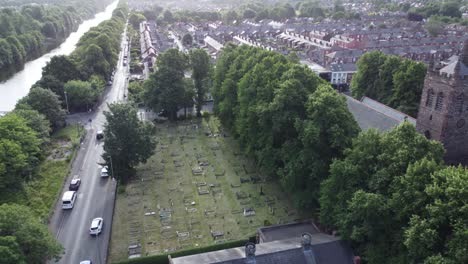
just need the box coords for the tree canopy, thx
[144,49,189,120]
[212,45,359,208]
[350,51,426,117]
[0,204,63,263]
[319,122,446,263]
[16,87,66,130]
[189,48,212,117]
[102,103,156,183]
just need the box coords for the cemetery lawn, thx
[109,117,306,261]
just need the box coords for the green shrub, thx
[117,185,126,194]
[201,111,210,118]
[113,239,249,264]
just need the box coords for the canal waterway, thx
[0,0,118,112]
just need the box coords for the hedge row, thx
[113,239,250,264]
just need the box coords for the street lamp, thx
[64,91,70,113]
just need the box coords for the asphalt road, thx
[48,24,129,264]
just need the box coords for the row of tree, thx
[0,2,129,262]
[0,0,113,81]
[350,51,427,117]
[212,44,359,208]
[104,48,213,183]
[142,48,212,120]
[213,45,467,263]
[21,1,129,128]
[142,0,359,25]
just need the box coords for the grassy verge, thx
[0,125,84,220]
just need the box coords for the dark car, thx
[96,130,104,140]
[69,178,81,191]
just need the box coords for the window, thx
[424,130,431,139]
[455,93,464,114]
[425,89,435,107]
[435,92,444,111]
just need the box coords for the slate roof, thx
[361,97,416,125]
[329,63,357,72]
[440,61,468,76]
[170,235,354,264]
[345,95,403,132]
[258,221,320,243]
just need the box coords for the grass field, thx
[109,117,306,261]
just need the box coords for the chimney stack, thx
[245,242,256,264]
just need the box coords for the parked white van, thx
[100,166,109,178]
[62,191,77,209]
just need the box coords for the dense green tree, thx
[189,49,211,117]
[320,122,445,263]
[375,55,402,104]
[64,80,96,112]
[298,2,325,18]
[16,87,66,129]
[12,108,50,145]
[213,45,358,209]
[282,84,359,208]
[41,21,56,38]
[182,33,193,47]
[243,9,256,19]
[6,36,26,67]
[128,81,145,105]
[0,113,42,181]
[42,55,81,83]
[33,74,64,101]
[0,236,26,264]
[425,18,444,37]
[162,10,174,23]
[351,52,426,117]
[144,49,188,120]
[404,166,468,264]
[128,12,146,29]
[223,10,239,23]
[0,39,12,70]
[0,204,63,263]
[102,103,156,183]
[82,44,110,79]
[390,61,427,117]
[0,139,27,190]
[439,1,462,18]
[351,51,386,99]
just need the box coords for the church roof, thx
[344,95,413,132]
[439,60,468,76]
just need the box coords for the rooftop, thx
[258,221,320,243]
[345,95,413,132]
[170,235,354,264]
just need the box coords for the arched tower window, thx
[435,92,444,111]
[455,94,464,114]
[424,130,431,139]
[425,89,435,107]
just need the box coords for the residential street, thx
[48,24,129,264]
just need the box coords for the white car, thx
[100,166,109,178]
[89,218,103,235]
[80,261,92,264]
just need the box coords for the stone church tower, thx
[416,40,468,165]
